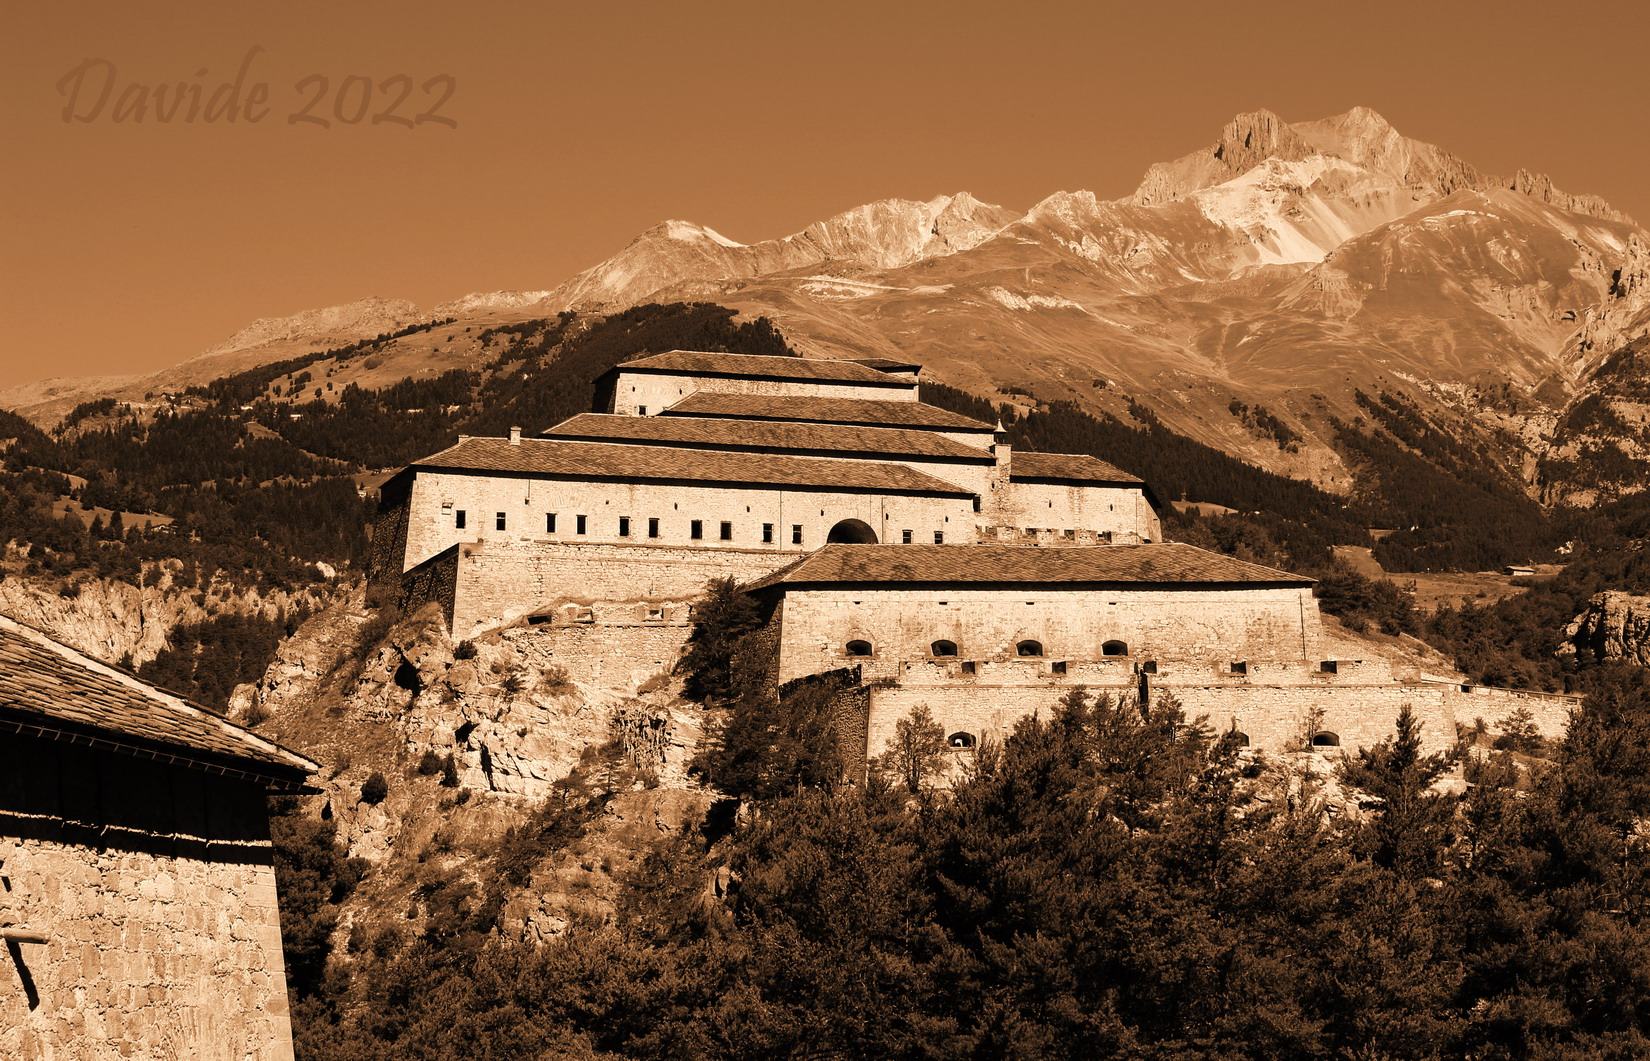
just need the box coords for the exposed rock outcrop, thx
[1561,591,1650,666]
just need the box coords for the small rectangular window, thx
[495,512,507,531]
[455,509,466,529]
[762,523,774,544]
[576,514,587,535]
[719,521,733,541]
[791,524,803,545]
[1320,660,1339,674]
[933,531,944,544]
[1051,661,1068,675]
[619,516,631,537]
[961,661,977,676]
[902,529,912,544]
[545,513,556,533]
[648,517,660,539]
[638,405,647,415]
[691,520,704,540]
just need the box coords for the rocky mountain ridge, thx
[6,106,1649,505]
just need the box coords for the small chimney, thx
[509,425,522,446]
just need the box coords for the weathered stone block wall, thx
[0,735,293,1061]
[1435,683,1577,739]
[367,474,412,584]
[398,543,460,630]
[613,371,917,416]
[988,481,1162,542]
[402,468,975,571]
[512,614,696,690]
[775,585,1324,685]
[449,539,789,638]
[864,676,1461,760]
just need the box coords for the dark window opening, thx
[930,639,958,658]
[791,524,803,545]
[1320,660,1339,674]
[576,514,587,535]
[719,521,733,541]
[960,660,977,675]
[1051,660,1068,675]
[495,512,507,531]
[638,405,647,415]
[1102,640,1129,657]
[454,509,466,529]
[762,523,774,543]
[648,518,660,539]
[1140,660,1158,674]
[618,516,631,537]
[1311,731,1340,748]
[948,732,977,749]
[845,639,873,657]
[546,513,556,533]
[933,531,944,544]
[827,519,877,544]
[972,497,982,513]
[1230,661,1248,675]
[691,520,704,540]
[1016,639,1044,657]
[902,529,913,544]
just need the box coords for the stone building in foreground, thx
[0,614,317,1061]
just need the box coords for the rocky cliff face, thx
[1561,591,1650,666]
[0,564,333,666]
[241,591,712,946]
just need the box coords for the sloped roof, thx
[748,542,1315,591]
[1009,451,1143,485]
[0,615,317,788]
[542,413,988,463]
[847,357,923,374]
[412,436,974,496]
[615,350,910,386]
[662,392,994,431]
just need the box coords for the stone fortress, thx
[372,350,1570,763]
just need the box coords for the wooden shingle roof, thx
[411,436,974,496]
[662,392,993,432]
[616,350,910,387]
[748,543,1315,591]
[542,413,989,463]
[0,615,317,788]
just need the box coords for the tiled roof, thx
[0,615,317,786]
[412,436,974,496]
[748,542,1316,591]
[542,413,989,463]
[616,350,910,386]
[1009,451,1143,485]
[663,392,994,431]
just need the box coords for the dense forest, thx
[276,571,1650,1058]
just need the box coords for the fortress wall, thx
[991,481,1163,542]
[503,616,696,691]
[1436,683,1577,739]
[614,371,917,416]
[865,677,1460,760]
[402,469,974,571]
[449,539,789,638]
[0,737,293,1061]
[775,585,1324,685]
[367,474,412,583]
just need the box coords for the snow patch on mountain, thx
[661,220,745,248]
[986,287,1084,312]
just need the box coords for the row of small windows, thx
[454,509,822,545]
[848,638,1132,659]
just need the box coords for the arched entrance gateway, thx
[826,518,878,544]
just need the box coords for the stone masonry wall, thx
[0,735,293,1061]
[402,468,975,572]
[989,480,1163,542]
[866,677,1461,760]
[775,585,1324,685]
[612,371,917,416]
[449,539,791,638]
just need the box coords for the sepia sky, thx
[2,0,1646,390]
